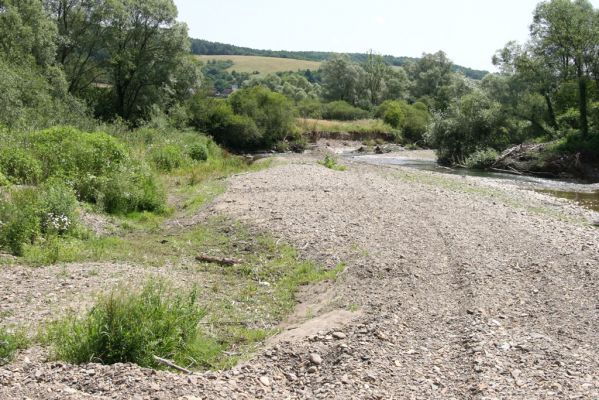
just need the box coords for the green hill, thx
[195,55,321,74]
[191,38,489,80]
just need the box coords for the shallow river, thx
[350,154,599,213]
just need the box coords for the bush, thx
[0,172,9,187]
[381,102,406,129]
[318,155,346,171]
[0,147,43,185]
[229,86,295,148]
[188,143,208,161]
[98,164,165,215]
[188,97,262,151]
[0,188,42,256]
[39,179,78,235]
[0,328,28,366]
[27,126,128,183]
[321,101,369,121]
[296,98,323,119]
[47,280,218,369]
[150,144,187,172]
[464,148,499,169]
[402,102,431,143]
[0,181,78,256]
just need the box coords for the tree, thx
[320,54,366,106]
[104,0,193,120]
[0,0,57,68]
[363,50,392,105]
[408,51,454,110]
[426,90,509,164]
[530,0,597,137]
[44,0,112,94]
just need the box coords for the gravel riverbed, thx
[1,150,598,399]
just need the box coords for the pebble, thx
[332,332,347,339]
[310,353,323,365]
[259,376,271,387]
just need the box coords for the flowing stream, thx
[350,153,599,213]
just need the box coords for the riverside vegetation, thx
[1,0,598,382]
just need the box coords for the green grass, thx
[298,118,396,135]
[319,155,347,171]
[0,126,341,371]
[0,328,28,366]
[46,280,219,369]
[36,219,343,370]
[196,55,321,75]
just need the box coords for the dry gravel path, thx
[2,153,599,399]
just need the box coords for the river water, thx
[350,153,599,213]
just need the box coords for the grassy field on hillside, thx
[196,55,321,74]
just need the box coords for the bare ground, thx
[1,151,599,399]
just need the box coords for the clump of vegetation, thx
[0,147,43,185]
[464,148,499,169]
[0,181,78,256]
[0,328,28,366]
[150,144,188,172]
[321,101,370,121]
[0,127,166,216]
[188,143,209,161]
[189,86,297,152]
[47,280,220,369]
[319,155,347,171]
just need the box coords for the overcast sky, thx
[174,0,599,71]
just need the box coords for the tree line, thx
[190,38,489,80]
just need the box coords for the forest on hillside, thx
[190,38,490,80]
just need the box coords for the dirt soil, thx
[2,149,599,399]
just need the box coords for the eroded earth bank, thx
[2,150,599,399]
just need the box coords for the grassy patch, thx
[39,220,343,370]
[319,155,347,171]
[298,118,396,135]
[46,280,220,369]
[195,55,321,75]
[0,328,28,366]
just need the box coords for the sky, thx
[174,0,599,71]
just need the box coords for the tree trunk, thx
[544,93,558,130]
[577,63,589,138]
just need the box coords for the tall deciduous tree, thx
[363,50,392,105]
[320,54,366,106]
[530,0,597,137]
[104,0,193,120]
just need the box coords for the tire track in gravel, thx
[2,154,598,399]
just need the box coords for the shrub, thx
[0,147,43,185]
[188,96,262,151]
[39,179,78,235]
[0,172,9,187]
[0,328,28,366]
[229,86,295,148]
[402,102,431,143]
[296,98,323,119]
[47,280,218,369]
[321,101,369,121]
[27,126,128,182]
[98,164,165,215]
[0,188,42,256]
[150,144,187,172]
[188,143,208,161]
[464,148,499,169]
[318,155,346,171]
[0,181,79,256]
[382,103,406,129]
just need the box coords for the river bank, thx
[1,145,598,399]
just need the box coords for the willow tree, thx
[530,0,597,137]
